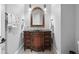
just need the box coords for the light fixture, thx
[29,4,31,8]
[44,4,46,8]
[29,4,31,11]
[44,4,46,14]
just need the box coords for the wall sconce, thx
[29,4,32,12]
[50,16,54,32]
[44,4,46,14]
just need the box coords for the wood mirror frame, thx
[31,7,45,27]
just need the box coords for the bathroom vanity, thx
[23,30,53,51]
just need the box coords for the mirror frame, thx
[31,7,45,27]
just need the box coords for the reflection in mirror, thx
[31,7,44,27]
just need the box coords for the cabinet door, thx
[31,32,44,51]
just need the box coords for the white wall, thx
[51,5,61,53]
[0,4,1,37]
[5,4,24,53]
[75,5,79,53]
[61,4,76,54]
[1,4,5,39]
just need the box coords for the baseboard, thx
[14,43,24,54]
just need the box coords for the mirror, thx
[31,7,44,27]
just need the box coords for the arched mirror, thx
[31,7,45,27]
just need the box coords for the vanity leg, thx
[31,49,32,52]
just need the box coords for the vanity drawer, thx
[25,39,31,42]
[44,36,51,38]
[44,39,50,42]
[24,36,31,39]
[44,31,51,35]
[24,31,31,36]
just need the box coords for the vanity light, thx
[29,4,32,11]
[44,4,46,8]
[44,4,46,14]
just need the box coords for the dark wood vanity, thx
[23,30,53,51]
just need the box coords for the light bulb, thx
[29,8,31,12]
[44,8,46,14]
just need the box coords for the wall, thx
[0,4,1,37]
[1,4,5,39]
[5,4,24,53]
[61,4,76,54]
[75,5,79,53]
[51,5,61,53]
